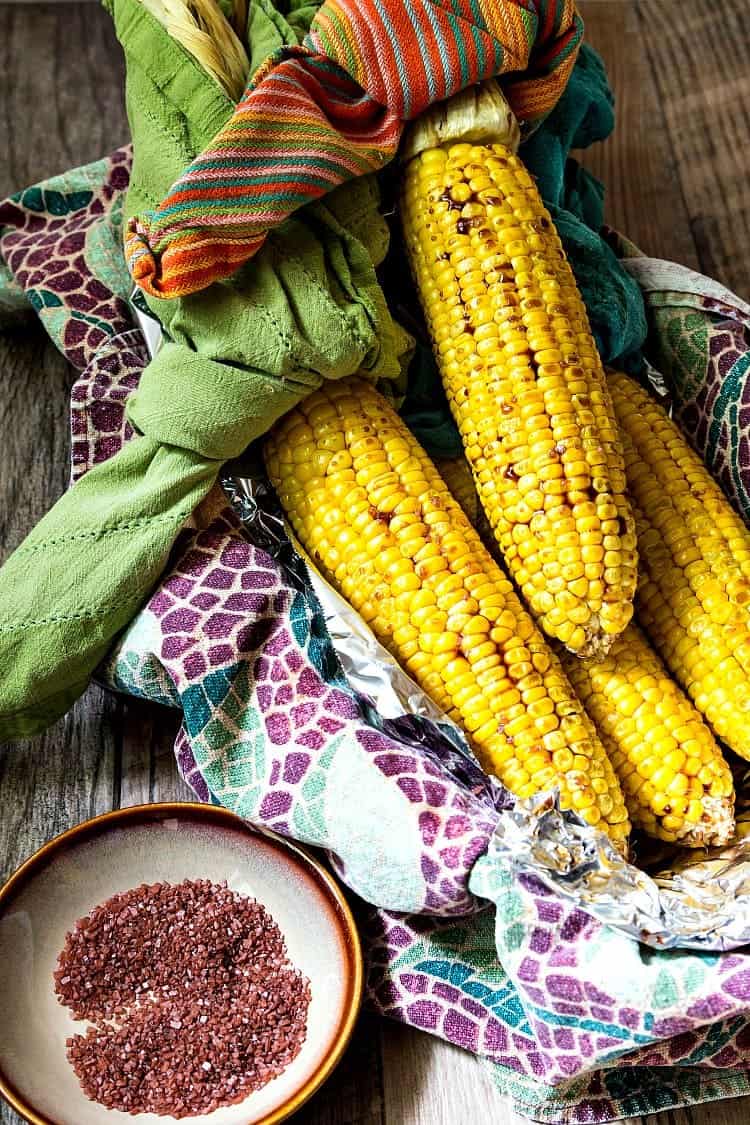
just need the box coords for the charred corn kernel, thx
[402,92,637,657]
[610,372,750,760]
[563,624,734,846]
[265,377,630,850]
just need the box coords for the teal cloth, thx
[522,44,647,370]
[401,44,648,459]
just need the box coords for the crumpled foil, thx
[488,790,750,950]
[132,292,750,952]
[224,469,750,952]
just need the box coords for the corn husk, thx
[139,0,249,102]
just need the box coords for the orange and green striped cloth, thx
[125,0,583,300]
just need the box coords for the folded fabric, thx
[367,900,750,1123]
[123,0,583,299]
[5,149,750,1125]
[0,0,410,739]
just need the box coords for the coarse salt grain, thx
[54,879,310,1118]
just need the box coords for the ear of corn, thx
[610,372,750,760]
[401,85,637,658]
[561,624,735,847]
[264,377,631,851]
[437,447,735,847]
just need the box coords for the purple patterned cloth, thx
[5,151,750,1123]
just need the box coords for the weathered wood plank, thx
[0,330,120,1125]
[637,0,750,298]
[0,3,127,195]
[118,699,191,807]
[381,1021,515,1124]
[0,8,127,1123]
[629,1098,750,1125]
[295,1014,385,1125]
[576,0,701,270]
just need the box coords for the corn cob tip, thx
[401,80,521,164]
[677,794,735,848]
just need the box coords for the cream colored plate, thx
[0,804,361,1125]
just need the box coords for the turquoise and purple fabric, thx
[6,153,750,1123]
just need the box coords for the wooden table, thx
[1,2,749,1122]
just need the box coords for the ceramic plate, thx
[0,803,362,1125]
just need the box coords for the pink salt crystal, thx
[55,879,310,1117]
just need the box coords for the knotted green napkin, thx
[0,0,410,738]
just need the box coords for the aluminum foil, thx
[225,469,750,952]
[488,789,750,950]
[130,289,164,358]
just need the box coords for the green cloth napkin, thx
[0,0,411,739]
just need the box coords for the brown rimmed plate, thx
[0,802,362,1125]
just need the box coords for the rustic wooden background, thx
[1,1,749,1122]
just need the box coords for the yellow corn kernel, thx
[563,622,734,846]
[265,376,630,851]
[610,372,750,760]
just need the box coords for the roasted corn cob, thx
[439,449,735,845]
[401,82,637,657]
[265,377,631,849]
[562,625,734,846]
[610,372,750,760]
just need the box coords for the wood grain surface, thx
[0,2,749,1123]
